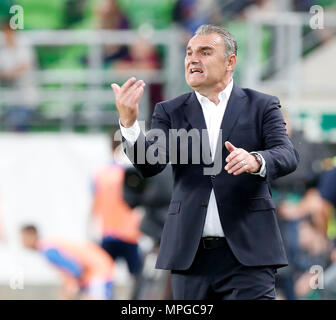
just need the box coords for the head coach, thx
[111,24,299,300]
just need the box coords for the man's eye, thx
[202,51,209,56]
[186,51,192,56]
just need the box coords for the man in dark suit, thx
[111,25,299,300]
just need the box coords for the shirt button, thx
[211,175,215,179]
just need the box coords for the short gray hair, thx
[195,24,237,58]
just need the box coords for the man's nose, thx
[186,53,200,64]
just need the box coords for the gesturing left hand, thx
[224,141,260,175]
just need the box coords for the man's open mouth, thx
[190,68,203,74]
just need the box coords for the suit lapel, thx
[183,92,207,131]
[214,83,247,159]
[182,85,248,165]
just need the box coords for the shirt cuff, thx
[250,152,266,178]
[119,119,140,146]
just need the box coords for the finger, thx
[225,148,243,163]
[225,155,245,172]
[120,77,137,94]
[124,80,145,97]
[123,80,145,102]
[123,82,145,105]
[229,160,247,174]
[232,162,249,175]
[130,85,145,104]
[225,141,236,153]
[111,83,120,96]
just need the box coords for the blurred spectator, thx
[292,176,336,300]
[294,216,333,299]
[319,168,336,208]
[274,152,336,299]
[0,22,38,131]
[316,167,336,299]
[298,218,330,259]
[96,0,129,65]
[292,0,314,12]
[276,178,335,299]
[275,169,334,300]
[114,37,160,70]
[90,128,143,297]
[97,0,128,30]
[114,37,163,115]
[173,0,215,36]
[81,0,129,66]
[271,112,336,299]
[21,225,115,300]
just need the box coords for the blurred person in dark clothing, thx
[0,22,38,131]
[276,167,336,299]
[271,113,336,299]
[293,0,314,12]
[81,0,129,66]
[276,163,336,299]
[96,0,129,65]
[319,167,336,208]
[316,167,336,299]
[293,216,333,299]
[292,169,336,300]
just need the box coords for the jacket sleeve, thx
[123,102,171,178]
[257,97,299,182]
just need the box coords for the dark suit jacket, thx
[123,83,299,270]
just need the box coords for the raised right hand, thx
[111,77,146,128]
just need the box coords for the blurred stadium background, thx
[0,0,336,300]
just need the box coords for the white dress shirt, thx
[119,79,266,238]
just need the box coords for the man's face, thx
[185,33,230,91]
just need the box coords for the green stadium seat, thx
[19,0,64,30]
[0,0,14,23]
[117,0,176,29]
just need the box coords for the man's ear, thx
[227,55,237,72]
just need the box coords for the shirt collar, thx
[195,79,233,106]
